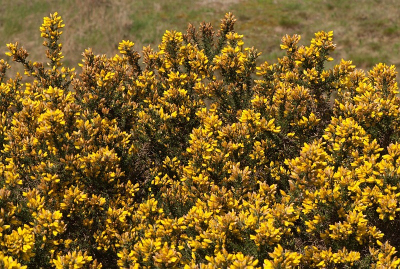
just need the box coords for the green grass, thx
[1,0,400,76]
[2,2,48,37]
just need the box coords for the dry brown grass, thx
[1,0,399,79]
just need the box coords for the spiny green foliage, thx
[0,12,400,268]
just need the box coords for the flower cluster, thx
[1,12,400,268]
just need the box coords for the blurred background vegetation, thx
[1,0,400,74]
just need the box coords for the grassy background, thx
[1,0,400,74]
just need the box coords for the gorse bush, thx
[0,11,400,268]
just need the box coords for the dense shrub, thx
[1,11,400,268]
